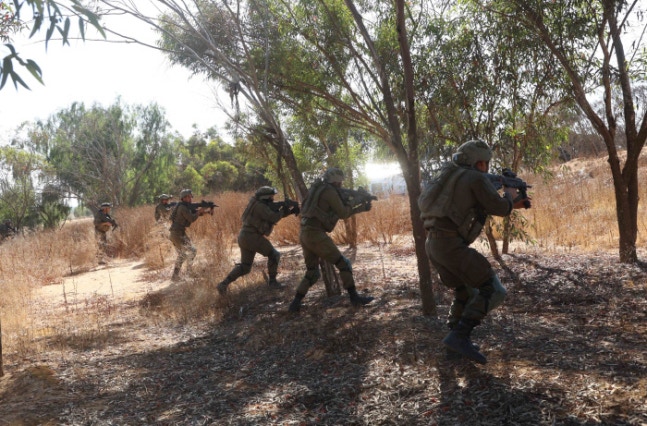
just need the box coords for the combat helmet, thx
[159,194,171,200]
[179,189,193,199]
[323,167,344,184]
[452,140,492,167]
[100,202,112,208]
[255,186,278,200]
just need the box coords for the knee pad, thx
[454,285,477,304]
[305,268,321,285]
[487,274,507,312]
[335,256,352,272]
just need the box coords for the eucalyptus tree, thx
[263,0,438,313]
[97,0,309,199]
[416,3,569,256]
[474,0,647,263]
[19,101,177,207]
[1,0,104,90]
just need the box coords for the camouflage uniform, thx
[0,220,15,241]
[217,187,291,294]
[419,140,515,364]
[169,200,200,279]
[155,194,173,222]
[288,168,374,312]
[94,204,117,256]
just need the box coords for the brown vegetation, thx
[0,160,646,425]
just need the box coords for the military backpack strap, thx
[300,179,327,218]
[241,197,259,223]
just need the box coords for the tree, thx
[478,0,647,263]
[0,146,42,229]
[1,0,104,90]
[18,100,177,207]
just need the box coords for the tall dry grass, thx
[2,160,647,364]
[525,155,647,251]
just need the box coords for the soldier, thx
[288,167,374,312]
[217,186,298,294]
[94,202,118,262]
[155,194,174,222]
[0,219,16,240]
[169,189,209,281]
[418,140,531,364]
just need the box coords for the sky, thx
[0,11,225,145]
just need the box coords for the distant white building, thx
[364,162,407,196]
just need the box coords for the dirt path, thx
[36,259,170,310]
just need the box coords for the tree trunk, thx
[401,162,437,316]
[321,259,342,296]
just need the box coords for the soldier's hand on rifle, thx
[513,195,531,209]
[290,205,300,216]
[503,186,518,200]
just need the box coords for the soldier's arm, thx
[324,187,354,219]
[258,203,283,224]
[474,175,513,217]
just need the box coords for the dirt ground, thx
[1,243,646,425]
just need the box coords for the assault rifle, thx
[339,187,378,212]
[169,200,218,214]
[191,200,218,215]
[269,199,300,216]
[486,168,531,209]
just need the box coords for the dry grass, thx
[0,158,646,424]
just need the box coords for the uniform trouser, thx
[225,230,280,282]
[170,230,197,270]
[296,227,354,295]
[95,229,108,254]
[425,235,507,324]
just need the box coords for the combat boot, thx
[288,293,305,312]
[348,287,374,307]
[268,276,283,289]
[217,278,231,295]
[442,319,487,364]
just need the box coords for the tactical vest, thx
[419,162,485,244]
[241,197,273,236]
[300,180,340,232]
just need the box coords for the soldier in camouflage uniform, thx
[155,194,174,222]
[169,189,208,281]
[0,219,16,241]
[94,203,118,248]
[217,186,298,294]
[288,168,374,312]
[418,140,530,364]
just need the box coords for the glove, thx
[280,205,291,218]
[290,205,301,216]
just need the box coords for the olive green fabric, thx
[241,197,282,236]
[169,203,200,271]
[420,165,512,241]
[452,140,492,167]
[169,203,199,233]
[300,181,353,232]
[421,161,512,324]
[296,183,356,295]
[221,196,284,285]
[94,210,116,233]
[155,202,172,222]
